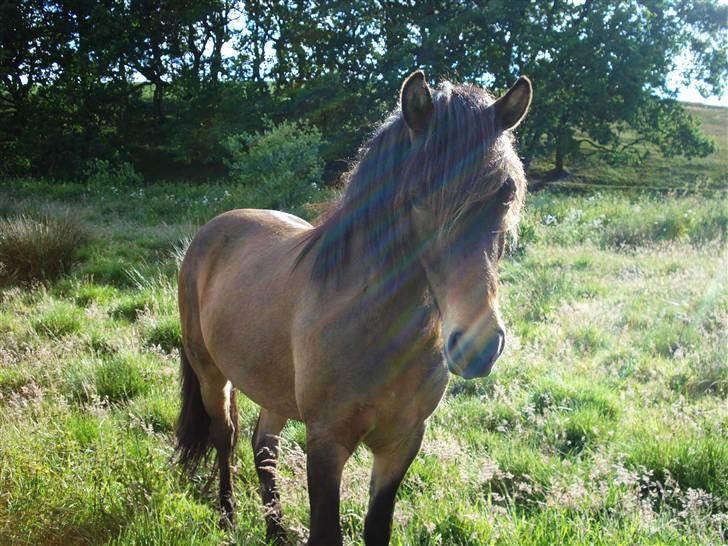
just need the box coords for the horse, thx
[176,70,532,545]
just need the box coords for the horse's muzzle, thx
[445,329,505,378]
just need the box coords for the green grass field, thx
[0,105,726,545]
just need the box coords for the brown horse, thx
[176,70,532,545]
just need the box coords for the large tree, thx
[1,0,725,178]
[366,0,726,173]
[477,0,725,173]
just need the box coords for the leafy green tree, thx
[1,0,725,179]
[500,0,726,173]
[222,120,323,210]
[361,0,726,173]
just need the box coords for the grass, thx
[0,106,725,544]
[0,209,87,285]
[530,103,728,192]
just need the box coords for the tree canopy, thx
[1,0,725,180]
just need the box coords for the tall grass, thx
[0,209,87,285]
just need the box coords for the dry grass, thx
[0,209,86,285]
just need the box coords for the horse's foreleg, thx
[364,424,425,546]
[252,408,288,542]
[305,431,352,546]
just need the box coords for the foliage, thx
[145,316,182,353]
[31,300,85,337]
[0,209,87,285]
[95,354,151,403]
[84,159,144,188]
[1,1,725,178]
[222,121,324,210]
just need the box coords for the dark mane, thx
[297,81,527,282]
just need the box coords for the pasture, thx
[0,105,726,545]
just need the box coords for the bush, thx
[84,158,143,187]
[222,121,323,211]
[0,210,87,285]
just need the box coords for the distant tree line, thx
[1,0,726,181]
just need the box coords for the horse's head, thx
[401,71,532,378]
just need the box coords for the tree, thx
[1,0,725,179]
[501,0,727,173]
[364,0,726,173]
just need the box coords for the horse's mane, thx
[297,81,527,282]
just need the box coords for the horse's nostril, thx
[479,330,506,367]
[496,329,506,357]
[447,331,463,356]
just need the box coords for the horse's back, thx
[179,208,313,419]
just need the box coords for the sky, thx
[675,0,727,107]
[678,86,726,107]
[671,49,727,107]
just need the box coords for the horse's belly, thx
[213,343,300,419]
[201,262,303,418]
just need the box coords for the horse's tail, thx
[175,346,212,473]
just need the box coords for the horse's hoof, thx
[265,524,289,545]
[219,513,236,531]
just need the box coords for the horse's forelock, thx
[408,84,524,235]
[300,81,527,281]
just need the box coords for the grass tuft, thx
[32,301,85,337]
[145,316,181,353]
[95,354,151,403]
[0,209,87,285]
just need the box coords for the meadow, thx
[0,105,726,545]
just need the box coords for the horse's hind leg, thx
[199,371,239,526]
[364,424,425,546]
[252,409,287,542]
[176,346,239,526]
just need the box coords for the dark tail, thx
[176,347,212,473]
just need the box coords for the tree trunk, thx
[552,114,569,175]
[554,140,565,173]
[153,82,164,122]
[522,129,542,172]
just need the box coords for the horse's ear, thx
[401,70,434,132]
[493,76,532,131]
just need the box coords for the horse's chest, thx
[294,283,447,427]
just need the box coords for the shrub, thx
[222,121,323,211]
[0,210,87,285]
[84,158,143,187]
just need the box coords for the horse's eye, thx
[498,177,516,204]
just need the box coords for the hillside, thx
[530,102,727,190]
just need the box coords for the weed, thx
[145,316,181,353]
[95,354,151,403]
